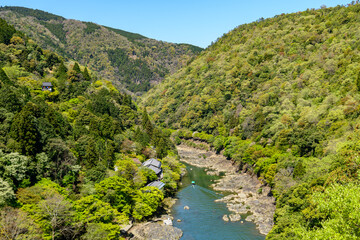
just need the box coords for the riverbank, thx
[177,144,275,235]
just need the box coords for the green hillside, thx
[0,6,202,93]
[142,3,360,239]
[0,18,182,239]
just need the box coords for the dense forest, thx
[0,18,184,240]
[142,3,360,239]
[0,6,203,94]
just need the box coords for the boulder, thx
[222,215,229,222]
[130,222,182,240]
[229,213,241,222]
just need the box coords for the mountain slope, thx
[142,3,360,239]
[0,18,183,239]
[0,6,202,93]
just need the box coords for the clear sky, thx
[0,0,352,48]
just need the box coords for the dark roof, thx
[42,82,53,87]
[147,180,165,189]
[142,158,161,168]
[147,165,162,175]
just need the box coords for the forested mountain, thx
[0,6,202,93]
[0,18,183,239]
[142,3,360,239]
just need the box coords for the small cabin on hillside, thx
[42,82,53,91]
[142,158,163,178]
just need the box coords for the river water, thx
[171,163,265,240]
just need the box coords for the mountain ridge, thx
[0,6,203,93]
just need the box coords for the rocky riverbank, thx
[177,144,275,235]
[128,221,183,240]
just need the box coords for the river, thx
[171,162,265,240]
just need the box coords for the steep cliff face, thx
[0,6,202,93]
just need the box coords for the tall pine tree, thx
[141,107,153,137]
[72,62,81,73]
[83,67,91,81]
[55,62,67,80]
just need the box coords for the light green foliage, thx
[95,176,133,213]
[132,186,164,220]
[81,223,124,240]
[74,195,128,239]
[114,156,138,181]
[302,183,360,239]
[0,178,15,206]
[74,195,128,225]
[133,167,158,188]
[17,179,72,240]
[0,150,29,185]
[160,155,184,194]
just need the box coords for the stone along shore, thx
[177,144,275,235]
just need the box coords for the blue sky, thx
[0,0,352,48]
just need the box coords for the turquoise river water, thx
[171,163,265,240]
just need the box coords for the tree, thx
[0,68,12,86]
[156,137,168,159]
[72,62,81,74]
[38,194,73,240]
[142,108,153,137]
[44,138,77,181]
[74,195,128,228]
[83,67,91,81]
[0,86,23,112]
[81,223,122,240]
[55,62,67,80]
[132,186,164,220]
[17,179,73,240]
[0,178,15,207]
[95,176,133,214]
[302,183,360,239]
[0,207,42,240]
[84,138,99,169]
[10,102,41,156]
[0,151,29,187]
[0,18,16,45]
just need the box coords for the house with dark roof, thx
[146,180,165,189]
[42,82,53,91]
[142,158,163,178]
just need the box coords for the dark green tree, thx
[55,62,67,80]
[84,138,99,168]
[83,67,91,81]
[0,68,12,86]
[10,102,41,156]
[72,62,81,74]
[155,137,168,159]
[103,140,115,168]
[0,18,16,45]
[0,87,23,112]
[141,108,153,137]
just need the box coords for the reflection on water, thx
[172,163,265,240]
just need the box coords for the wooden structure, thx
[42,82,53,91]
